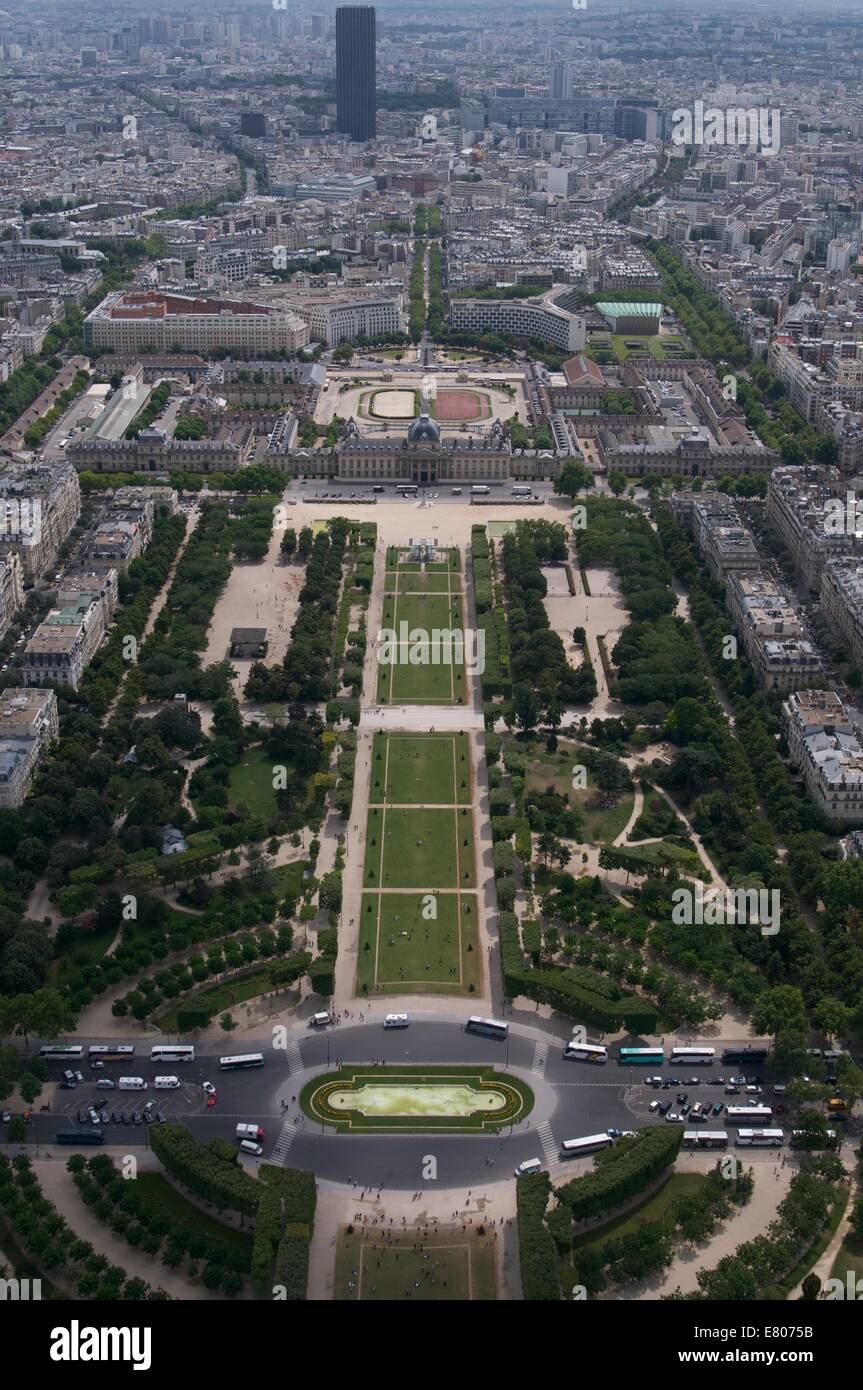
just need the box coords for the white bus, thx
[219,1053,265,1071]
[683,1131,728,1149]
[470,485,491,496]
[118,1077,147,1091]
[465,1016,508,1040]
[561,1134,615,1158]
[511,485,533,499]
[87,1045,136,1061]
[736,1129,784,1148]
[153,1076,180,1089]
[396,484,418,496]
[563,1043,608,1065]
[726,1106,773,1125]
[39,1045,84,1060]
[669,1047,715,1066]
[149,1045,195,1065]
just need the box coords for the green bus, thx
[617,1047,665,1066]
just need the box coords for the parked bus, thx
[39,1045,84,1060]
[683,1131,728,1149]
[465,1016,509,1040]
[564,1043,608,1065]
[511,485,533,498]
[396,484,418,496]
[721,1046,769,1065]
[87,1045,135,1060]
[219,1053,265,1071]
[153,1076,180,1090]
[736,1129,784,1147]
[560,1134,615,1158]
[149,1045,195,1065]
[470,485,491,496]
[617,1047,665,1066]
[726,1106,773,1125]
[670,1047,715,1066]
[54,1130,105,1146]
[118,1077,147,1091]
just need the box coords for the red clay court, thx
[432,388,489,422]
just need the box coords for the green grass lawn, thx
[385,571,453,593]
[525,748,634,845]
[357,890,479,993]
[136,1172,253,1263]
[378,550,466,704]
[570,1171,708,1252]
[155,964,300,1030]
[364,806,475,889]
[624,837,706,877]
[335,1225,496,1300]
[227,745,278,818]
[371,731,472,805]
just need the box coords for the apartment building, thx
[22,580,115,692]
[0,462,81,580]
[782,688,863,826]
[821,558,863,674]
[289,292,404,347]
[0,687,60,810]
[67,433,253,475]
[83,290,310,356]
[766,465,863,592]
[448,292,586,353]
[672,490,762,583]
[0,553,24,643]
[725,571,822,690]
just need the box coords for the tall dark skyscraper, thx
[336,5,376,143]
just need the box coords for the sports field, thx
[433,388,489,422]
[377,547,467,704]
[357,732,480,996]
[335,1226,497,1300]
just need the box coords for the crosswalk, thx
[285,1039,303,1072]
[531,1042,546,1076]
[536,1120,560,1171]
[268,1118,298,1167]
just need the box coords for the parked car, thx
[680,1102,691,1115]
[1,1111,11,1123]
[607,1128,622,1139]
[649,1100,660,1112]
[686,1077,701,1086]
[712,1102,724,1116]
[658,1101,672,1115]
[724,1084,740,1095]
[665,1112,682,1123]
[772,1084,787,1096]
[132,1112,142,1126]
[202,1082,217,1095]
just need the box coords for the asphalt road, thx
[17,1020,802,1189]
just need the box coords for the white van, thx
[236,1123,264,1142]
[118,1077,147,1091]
[309,1012,331,1028]
[95,1078,116,1090]
[154,1076,180,1090]
[384,1013,409,1029]
[514,1158,543,1177]
[240,1139,263,1156]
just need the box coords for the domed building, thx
[316,405,513,486]
[406,411,442,446]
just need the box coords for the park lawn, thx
[50,926,115,986]
[567,1171,709,1258]
[373,732,472,805]
[392,571,455,594]
[154,964,298,1030]
[335,1225,495,1300]
[364,806,475,889]
[624,838,706,877]
[135,1172,253,1264]
[525,748,634,844]
[357,890,479,993]
[228,745,278,818]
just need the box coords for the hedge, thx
[555,1125,682,1220]
[501,961,658,1032]
[149,1123,260,1217]
[517,1173,561,1300]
